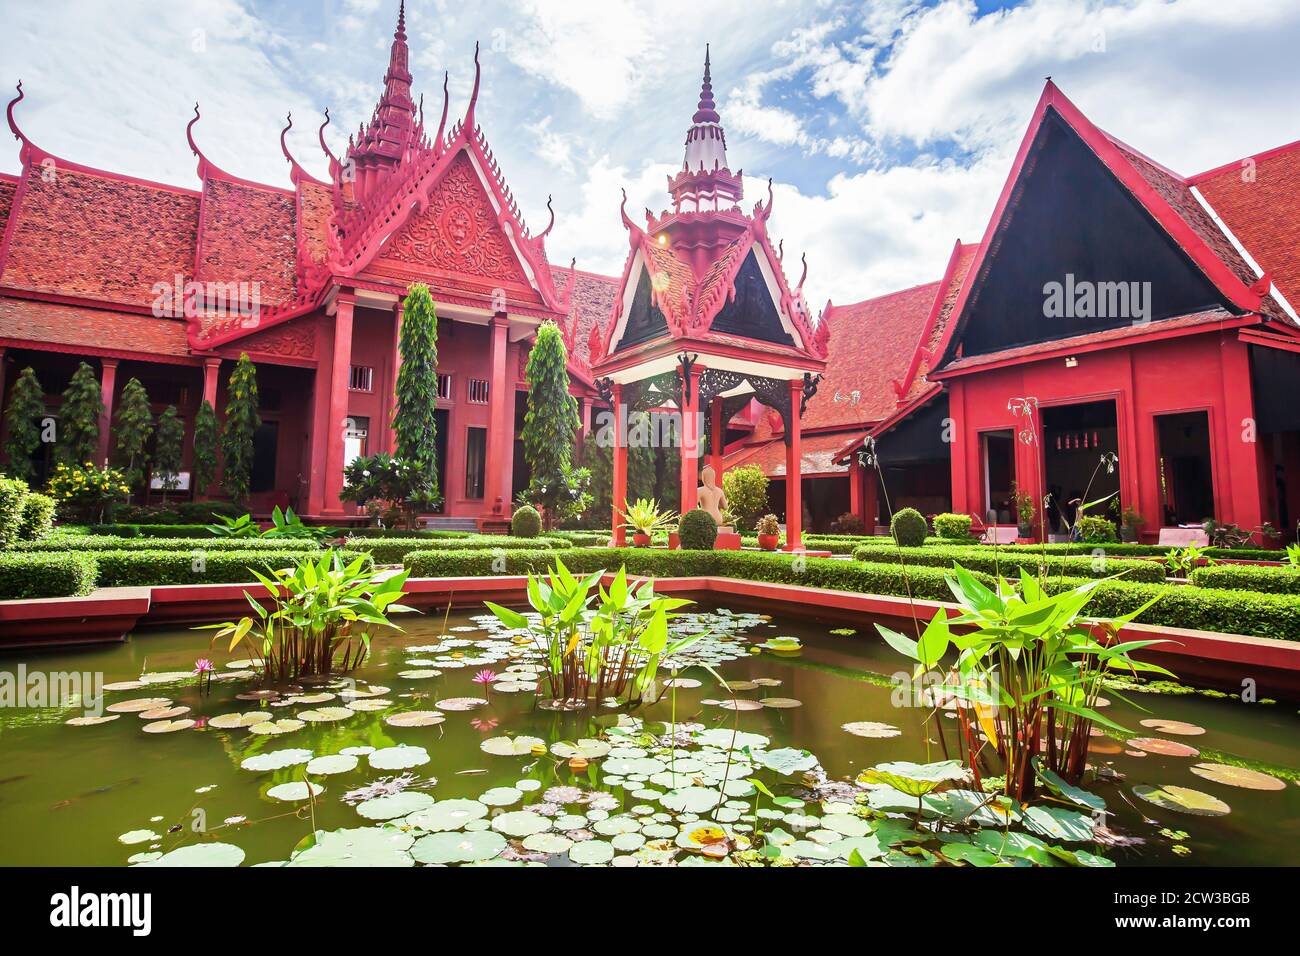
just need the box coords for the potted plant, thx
[619,498,676,547]
[756,513,781,551]
[1013,483,1035,537]
[1120,505,1145,543]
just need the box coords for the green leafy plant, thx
[620,497,677,540]
[522,320,589,529]
[58,362,104,466]
[393,284,441,512]
[1287,543,1300,568]
[484,557,698,705]
[153,405,185,502]
[113,377,153,491]
[756,514,780,537]
[2,367,47,482]
[877,564,1168,799]
[828,511,866,535]
[890,507,928,547]
[678,507,718,550]
[219,354,260,505]
[511,505,543,538]
[721,464,769,533]
[0,478,28,549]
[932,512,973,540]
[206,512,260,538]
[1012,483,1036,533]
[1166,544,1215,578]
[342,452,436,530]
[1076,515,1118,543]
[15,492,56,542]
[200,551,412,683]
[191,400,219,496]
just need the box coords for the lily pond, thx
[1,605,1298,867]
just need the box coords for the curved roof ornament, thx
[756,176,775,222]
[434,71,449,152]
[619,187,640,234]
[535,194,556,242]
[6,80,28,146]
[797,252,808,292]
[465,42,481,133]
[185,103,203,158]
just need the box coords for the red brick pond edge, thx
[2,574,1297,699]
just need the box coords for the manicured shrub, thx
[91,548,371,588]
[511,505,542,538]
[828,511,866,535]
[345,535,569,564]
[177,500,244,522]
[0,477,28,548]
[850,542,1166,583]
[932,513,973,540]
[0,552,98,599]
[549,530,611,547]
[890,507,928,547]
[678,508,718,550]
[14,535,321,554]
[1191,564,1300,595]
[16,493,56,542]
[1077,515,1118,543]
[220,353,260,505]
[2,366,47,483]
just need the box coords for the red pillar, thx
[481,313,514,527]
[784,378,804,551]
[322,295,354,515]
[863,463,879,534]
[1012,399,1046,539]
[948,379,970,517]
[387,300,404,455]
[96,358,119,466]
[709,397,724,475]
[1220,337,1266,535]
[611,383,627,545]
[679,364,702,515]
[850,459,865,524]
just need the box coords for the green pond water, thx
[0,604,1297,867]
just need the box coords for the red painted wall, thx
[947,330,1265,539]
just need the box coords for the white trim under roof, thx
[603,349,808,385]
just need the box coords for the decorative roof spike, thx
[318,108,338,165]
[6,80,27,144]
[465,41,481,133]
[693,44,719,124]
[757,177,774,222]
[535,195,556,241]
[396,0,406,39]
[279,111,294,165]
[797,252,808,292]
[185,102,202,157]
[435,71,449,152]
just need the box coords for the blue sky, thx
[3,0,1299,307]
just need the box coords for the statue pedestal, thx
[714,532,742,551]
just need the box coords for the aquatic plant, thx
[193,658,214,695]
[484,558,699,706]
[877,564,1170,801]
[200,552,412,683]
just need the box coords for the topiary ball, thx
[890,507,928,547]
[678,508,718,550]
[511,505,542,538]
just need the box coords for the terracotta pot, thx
[757,533,780,551]
[632,532,651,547]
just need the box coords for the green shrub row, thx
[401,546,1300,641]
[87,523,225,538]
[14,535,322,554]
[849,542,1167,583]
[343,527,472,539]
[1191,564,1300,595]
[0,552,99,600]
[1,478,56,548]
[91,548,373,588]
[346,535,570,564]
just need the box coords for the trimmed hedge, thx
[849,542,1167,583]
[932,513,974,540]
[87,523,217,538]
[16,492,56,541]
[342,527,470,539]
[678,509,718,550]
[1191,564,1300,595]
[346,535,570,564]
[890,508,929,547]
[13,535,322,554]
[511,506,543,538]
[92,548,373,588]
[0,477,28,548]
[550,531,612,547]
[0,552,99,599]
[401,546,1300,641]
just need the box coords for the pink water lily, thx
[472,669,498,687]
[194,658,215,674]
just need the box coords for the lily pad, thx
[241,748,313,772]
[248,718,305,736]
[357,791,437,820]
[858,760,967,797]
[1133,784,1230,816]
[142,718,196,734]
[298,706,354,723]
[550,739,611,759]
[412,830,506,864]
[385,710,445,727]
[267,781,325,802]
[569,839,615,865]
[305,754,358,775]
[481,735,546,756]
[407,799,488,832]
[759,697,802,709]
[106,697,172,714]
[841,721,902,739]
[434,697,489,711]
[1188,762,1285,791]
[136,843,245,867]
[286,827,414,867]
[65,715,120,727]
[1125,737,1200,758]
[661,786,724,813]
[368,745,431,770]
[754,748,819,775]
[491,810,552,837]
[118,829,160,845]
[1138,719,1205,736]
[207,711,270,729]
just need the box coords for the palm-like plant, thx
[485,558,699,705]
[200,552,412,682]
[878,564,1168,800]
[619,497,677,540]
[1165,544,1215,578]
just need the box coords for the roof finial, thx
[6,80,27,144]
[279,111,294,163]
[536,194,556,241]
[435,71,449,149]
[396,0,407,40]
[693,44,719,124]
[185,103,202,157]
[465,42,481,132]
[318,108,339,166]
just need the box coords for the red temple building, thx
[0,2,1296,542]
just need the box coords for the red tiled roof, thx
[903,243,977,402]
[1,166,199,309]
[195,178,298,307]
[938,307,1237,374]
[298,181,334,268]
[804,280,942,429]
[551,267,618,368]
[0,175,17,246]
[0,296,191,357]
[1192,141,1300,316]
[724,432,850,477]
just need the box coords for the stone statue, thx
[697,465,730,530]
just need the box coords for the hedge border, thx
[850,542,1167,583]
[0,552,99,600]
[345,535,570,564]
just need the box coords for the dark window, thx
[1156,411,1214,525]
[251,421,279,493]
[465,427,487,499]
[982,430,1015,524]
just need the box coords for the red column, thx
[1220,337,1265,535]
[1013,399,1046,539]
[948,379,970,517]
[322,295,354,515]
[387,300,404,455]
[850,459,865,523]
[97,358,119,466]
[482,314,513,526]
[611,383,627,545]
[709,397,724,474]
[679,364,702,514]
[784,378,803,551]
[863,463,879,534]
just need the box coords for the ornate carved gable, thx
[227,316,318,361]
[376,150,532,288]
